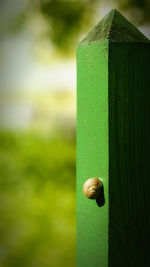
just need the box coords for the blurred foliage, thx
[119,0,150,18]
[116,0,150,24]
[36,0,150,48]
[0,131,75,267]
[1,0,150,53]
[30,0,98,53]
[38,0,98,52]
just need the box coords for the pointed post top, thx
[80,9,150,45]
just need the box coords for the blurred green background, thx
[0,0,150,266]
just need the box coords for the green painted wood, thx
[109,42,150,267]
[77,40,109,267]
[77,9,150,267]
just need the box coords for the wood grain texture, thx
[77,8,150,267]
[80,9,149,46]
[109,42,150,267]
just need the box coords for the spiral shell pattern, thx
[83,177,102,199]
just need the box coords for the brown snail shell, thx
[83,177,102,199]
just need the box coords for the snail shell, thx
[83,177,102,199]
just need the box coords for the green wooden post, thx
[77,9,150,267]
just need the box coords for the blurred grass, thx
[0,131,76,267]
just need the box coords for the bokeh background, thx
[0,1,150,267]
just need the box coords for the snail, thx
[83,177,105,207]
